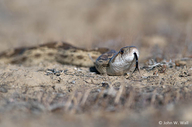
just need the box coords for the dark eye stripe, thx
[120,50,124,54]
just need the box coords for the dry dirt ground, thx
[0,0,192,127]
[0,57,192,127]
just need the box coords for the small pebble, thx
[0,87,8,93]
[71,80,76,84]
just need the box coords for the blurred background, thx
[0,0,192,60]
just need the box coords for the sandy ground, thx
[0,0,192,127]
[0,54,191,127]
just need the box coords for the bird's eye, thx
[120,49,124,55]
